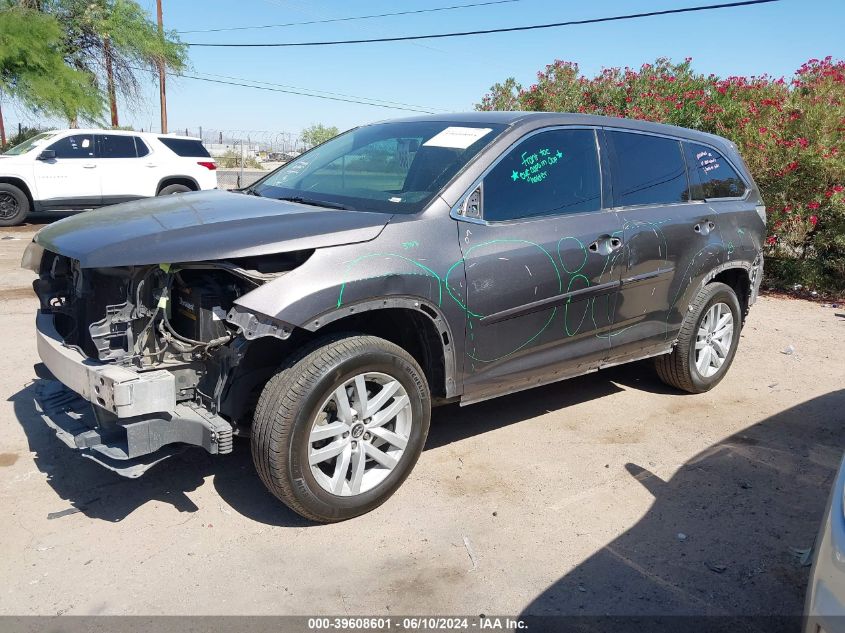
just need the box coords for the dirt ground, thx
[0,216,843,618]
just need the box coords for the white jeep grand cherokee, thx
[0,129,218,226]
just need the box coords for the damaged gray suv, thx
[23,113,765,522]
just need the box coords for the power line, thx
[171,72,438,113]
[185,0,780,47]
[131,64,444,111]
[176,0,524,34]
[190,70,449,111]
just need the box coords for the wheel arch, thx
[0,176,35,209]
[305,298,457,401]
[673,261,751,344]
[230,297,458,402]
[156,175,199,194]
[703,262,753,319]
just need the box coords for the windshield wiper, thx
[277,196,347,210]
[240,186,262,196]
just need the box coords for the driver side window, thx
[47,134,94,159]
[483,129,601,222]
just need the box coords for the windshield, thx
[252,121,506,213]
[2,132,57,156]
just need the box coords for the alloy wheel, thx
[694,302,734,378]
[0,193,19,220]
[308,372,412,496]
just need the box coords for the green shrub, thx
[1,125,45,152]
[216,149,263,170]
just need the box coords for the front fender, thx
[229,206,469,397]
[232,242,456,328]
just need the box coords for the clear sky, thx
[6,0,845,139]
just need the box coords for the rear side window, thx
[96,134,138,158]
[158,137,211,157]
[483,128,601,221]
[134,138,150,157]
[46,134,94,159]
[606,131,689,206]
[685,142,747,199]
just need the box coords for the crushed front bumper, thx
[36,311,176,418]
[34,311,233,477]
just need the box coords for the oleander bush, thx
[477,57,845,294]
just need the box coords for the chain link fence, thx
[175,128,312,190]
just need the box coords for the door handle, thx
[588,235,623,256]
[82,163,97,169]
[694,219,716,235]
[145,163,158,168]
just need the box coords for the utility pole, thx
[104,37,119,127]
[0,99,6,147]
[156,0,168,133]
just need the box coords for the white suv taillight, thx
[197,161,217,170]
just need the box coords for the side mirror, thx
[37,150,56,161]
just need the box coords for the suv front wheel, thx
[0,183,30,227]
[655,281,742,393]
[252,334,431,523]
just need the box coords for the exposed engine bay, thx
[32,250,310,425]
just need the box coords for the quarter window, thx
[158,138,211,158]
[97,134,139,158]
[483,129,601,222]
[134,138,150,157]
[46,134,94,159]
[606,131,689,206]
[686,142,747,199]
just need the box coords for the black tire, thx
[655,282,742,394]
[252,334,431,523]
[0,183,30,227]
[157,183,192,196]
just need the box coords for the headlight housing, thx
[20,241,44,273]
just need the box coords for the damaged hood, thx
[34,190,391,268]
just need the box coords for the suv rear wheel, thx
[157,183,192,196]
[0,183,30,226]
[655,281,742,393]
[252,334,431,523]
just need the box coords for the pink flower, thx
[809,215,818,226]
[766,236,778,245]
[808,201,820,210]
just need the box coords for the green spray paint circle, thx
[337,253,443,308]
[456,239,562,363]
[563,273,590,337]
[556,236,588,274]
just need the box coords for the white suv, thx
[0,129,218,226]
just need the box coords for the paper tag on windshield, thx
[423,127,492,150]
